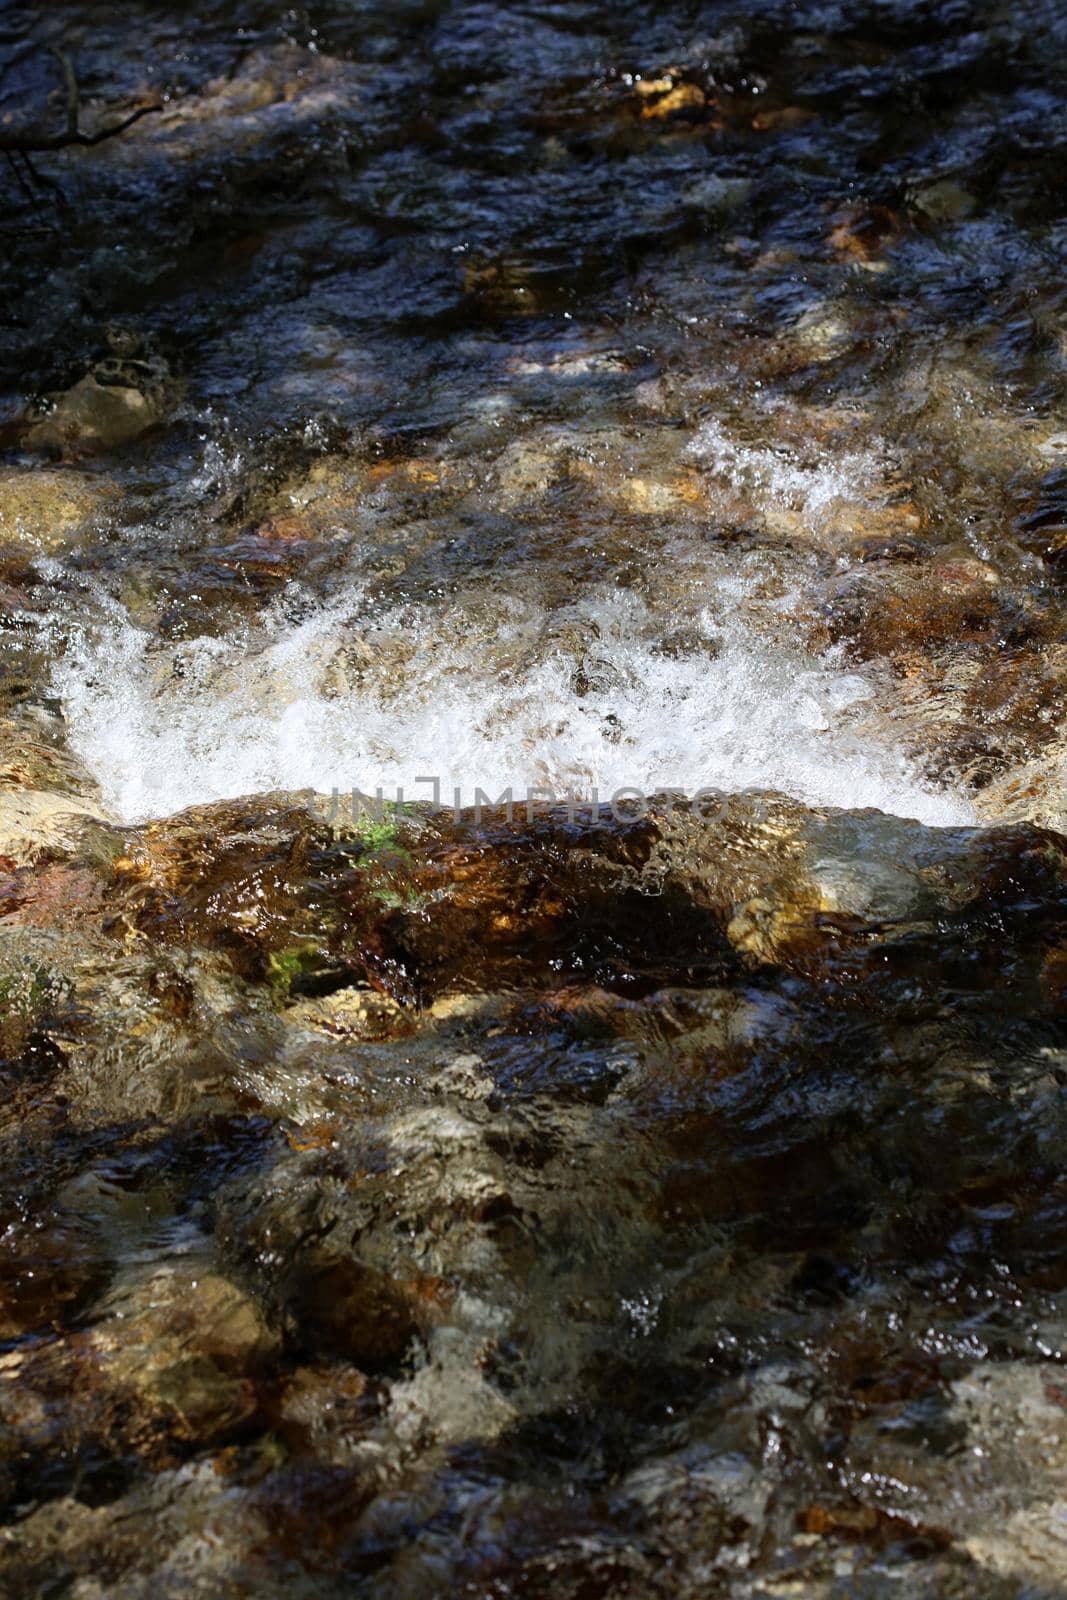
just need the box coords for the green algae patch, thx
[266,943,332,1001]
[352,814,403,853]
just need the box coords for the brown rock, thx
[639,81,707,120]
[26,376,162,455]
[0,467,119,551]
[0,788,109,868]
[284,984,412,1041]
[0,1216,106,1338]
[84,1265,279,1442]
[819,550,1003,659]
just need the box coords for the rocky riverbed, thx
[2,0,1067,1594]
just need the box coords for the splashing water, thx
[49,576,972,827]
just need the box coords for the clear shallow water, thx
[1,1,1066,1595]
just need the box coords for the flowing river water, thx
[1,1,1067,1594]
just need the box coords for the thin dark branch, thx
[0,44,162,157]
[0,98,162,154]
[20,147,67,204]
[3,149,35,202]
[70,99,163,145]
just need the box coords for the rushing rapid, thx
[51,574,972,825]
[44,410,973,826]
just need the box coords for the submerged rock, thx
[24,352,176,457]
[976,742,1067,832]
[0,780,1063,1590]
[0,715,102,801]
[216,1131,457,1368]
[0,1213,106,1339]
[283,985,412,1042]
[82,1263,279,1441]
[0,468,120,551]
[0,787,109,868]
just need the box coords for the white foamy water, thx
[49,579,973,828]
[686,416,882,528]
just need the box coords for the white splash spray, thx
[48,575,972,828]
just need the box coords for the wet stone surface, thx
[0,793,1066,1594]
[2,0,1067,1594]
